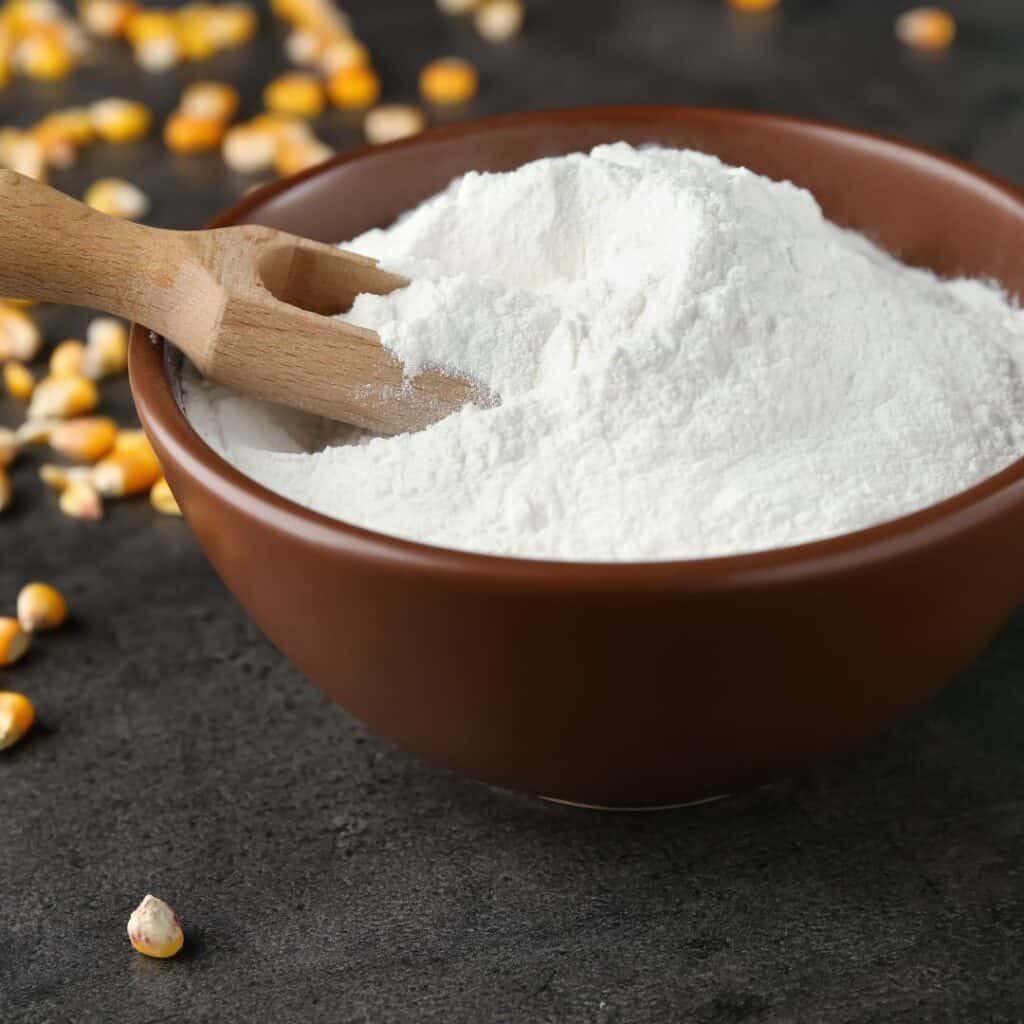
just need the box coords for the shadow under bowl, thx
[130,106,1024,807]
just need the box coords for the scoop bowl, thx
[129,107,1024,807]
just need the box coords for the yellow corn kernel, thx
[6,133,47,182]
[134,31,181,71]
[727,0,780,9]
[474,0,523,41]
[17,582,67,632]
[0,306,42,361]
[50,338,86,377]
[263,72,325,118]
[150,476,181,516]
[84,177,150,220]
[0,691,35,749]
[50,415,117,462]
[0,465,10,512]
[181,80,240,121]
[78,0,138,38]
[437,0,480,12]
[249,112,313,142]
[204,3,258,48]
[895,7,956,51]
[59,477,103,519]
[176,14,216,61]
[27,375,99,420]
[94,450,161,497]
[164,111,226,153]
[112,428,155,459]
[15,30,74,80]
[31,127,76,169]
[273,136,332,177]
[124,7,176,42]
[18,419,56,446]
[318,35,368,74]
[39,461,90,489]
[0,618,29,666]
[0,427,18,467]
[363,104,426,146]
[326,65,380,110]
[83,317,128,379]
[5,0,62,32]
[128,894,185,957]
[35,108,95,146]
[90,97,151,143]
[222,123,277,172]
[4,360,35,400]
[283,27,320,64]
[419,57,478,105]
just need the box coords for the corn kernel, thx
[363,104,425,146]
[895,7,956,51]
[78,0,138,38]
[165,111,226,153]
[419,57,478,105]
[83,317,128,378]
[0,691,34,749]
[474,0,523,42]
[17,582,66,632]
[112,427,156,458]
[264,72,325,118]
[273,136,333,177]
[0,427,18,467]
[438,0,480,12]
[0,465,10,512]
[6,0,62,30]
[94,450,161,497]
[318,35,368,74]
[222,123,277,172]
[181,80,240,121]
[249,112,313,143]
[32,128,76,169]
[50,415,117,462]
[134,32,181,72]
[36,108,95,146]
[39,461,91,489]
[4,360,34,400]
[0,618,29,666]
[15,30,74,79]
[6,133,46,182]
[176,14,216,61]
[284,26,320,65]
[90,97,151,143]
[59,477,103,519]
[124,8,176,42]
[27,375,99,420]
[0,306,41,362]
[204,3,258,48]
[150,476,181,516]
[50,338,86,377]
[84,177,150,220]
[327,65,380,110]
[128,895,185,959]
[727,0,780,10]
[18,419,56,446]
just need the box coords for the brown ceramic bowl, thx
[130,107,1024,808]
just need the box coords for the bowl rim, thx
[130,104,1024,590]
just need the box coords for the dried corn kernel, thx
[50,415,117,462]
[83,317,128,378]
[50,338,86,377]
[204,3,258,47]
[4,360,35,400]
[222,123,277,172]
[327,65,380,109]
[0,465,10,512]
[165,112,226,153]
[78,0,138,38]
[283,26,320,64]
[438,0,481,12]
[363,104,425,146]
[249,112,313,143]
[318,35,368,74]
[264,72,325,118]
[17,582,66,632]
[124,8,176,42]
[181,80,240,121]
[419,57,478,105]
[32,128,76,169]
[27,375,99,420]
[895,7,956,51]
[94,450,161,497]
[127,895,185,959]
[273,136,332,177]
[0,691,34,749]
[19,419,57,446]
[39,461,91,489]
[474,0,523,42]
[150,476,181,516]
[85,177,149,220]
[59,477,103,519]
[112,428,155,458]
[5,133,46,181]
[0,618,29,666]
[15,31,74,79]
[0,306,42,361]
[5,0,62,33]
[90,98,151,143]
[727,0,780,10]
[0,427,18,467]
[35,108,95,146]
[134,32,181,72]
[176,14,216,61]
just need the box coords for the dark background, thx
[3,2,1024,1021]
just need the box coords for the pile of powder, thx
[181,143,1024,561]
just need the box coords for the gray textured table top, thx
[3,2,1024,1021]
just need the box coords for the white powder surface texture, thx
[181,144,1024,562]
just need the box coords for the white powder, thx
[181,144,1024,562]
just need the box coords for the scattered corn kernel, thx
[327,65,380,109]
[83,317,128,379]
[19,418,57,446]
[0,691,35,749]
[50,415,117,462]
[437,0,481,13]
[39,461,91,489]
[273,136,333,176]
[94,450,161,497]
[85,177,150,220]
[0,306,42,361]
[363,104,426,146]
[165,112,226,153]
[0,465,10,512]
[727,0,780,10]
[59,477,103,519]
[474,0,523,42]
[90,98,151,143]
[150,476,181,516]
[4,360,34,400]
[0,427,18,467]
[112,427,155,458]
[250,112,313,143]
[127,895,185,959]
[32,128,76,169]
[318,35,368,74]
[35,107,95,146]
[27,375,99,420]
[15,30,74,79]
[17,582,66,632]
[283,26,320,64]
[181,80,240,122]
[419,57,478,105]
[222,123,277,172]
[6,0,62,33]
[204,3,258,48]
[176,13,216,61]
[78,0,138,38]
[124,8,177,42]
[6,133,46,181]
[134,32,181,72]
[0,618,29,666]
[50,338,86,377]
[895,7,956,51]
[264,72,325,118]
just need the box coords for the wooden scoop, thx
[0,170,486,434]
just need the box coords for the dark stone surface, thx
[3,1,1024,1021]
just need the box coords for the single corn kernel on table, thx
[3,2,1024,1022]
